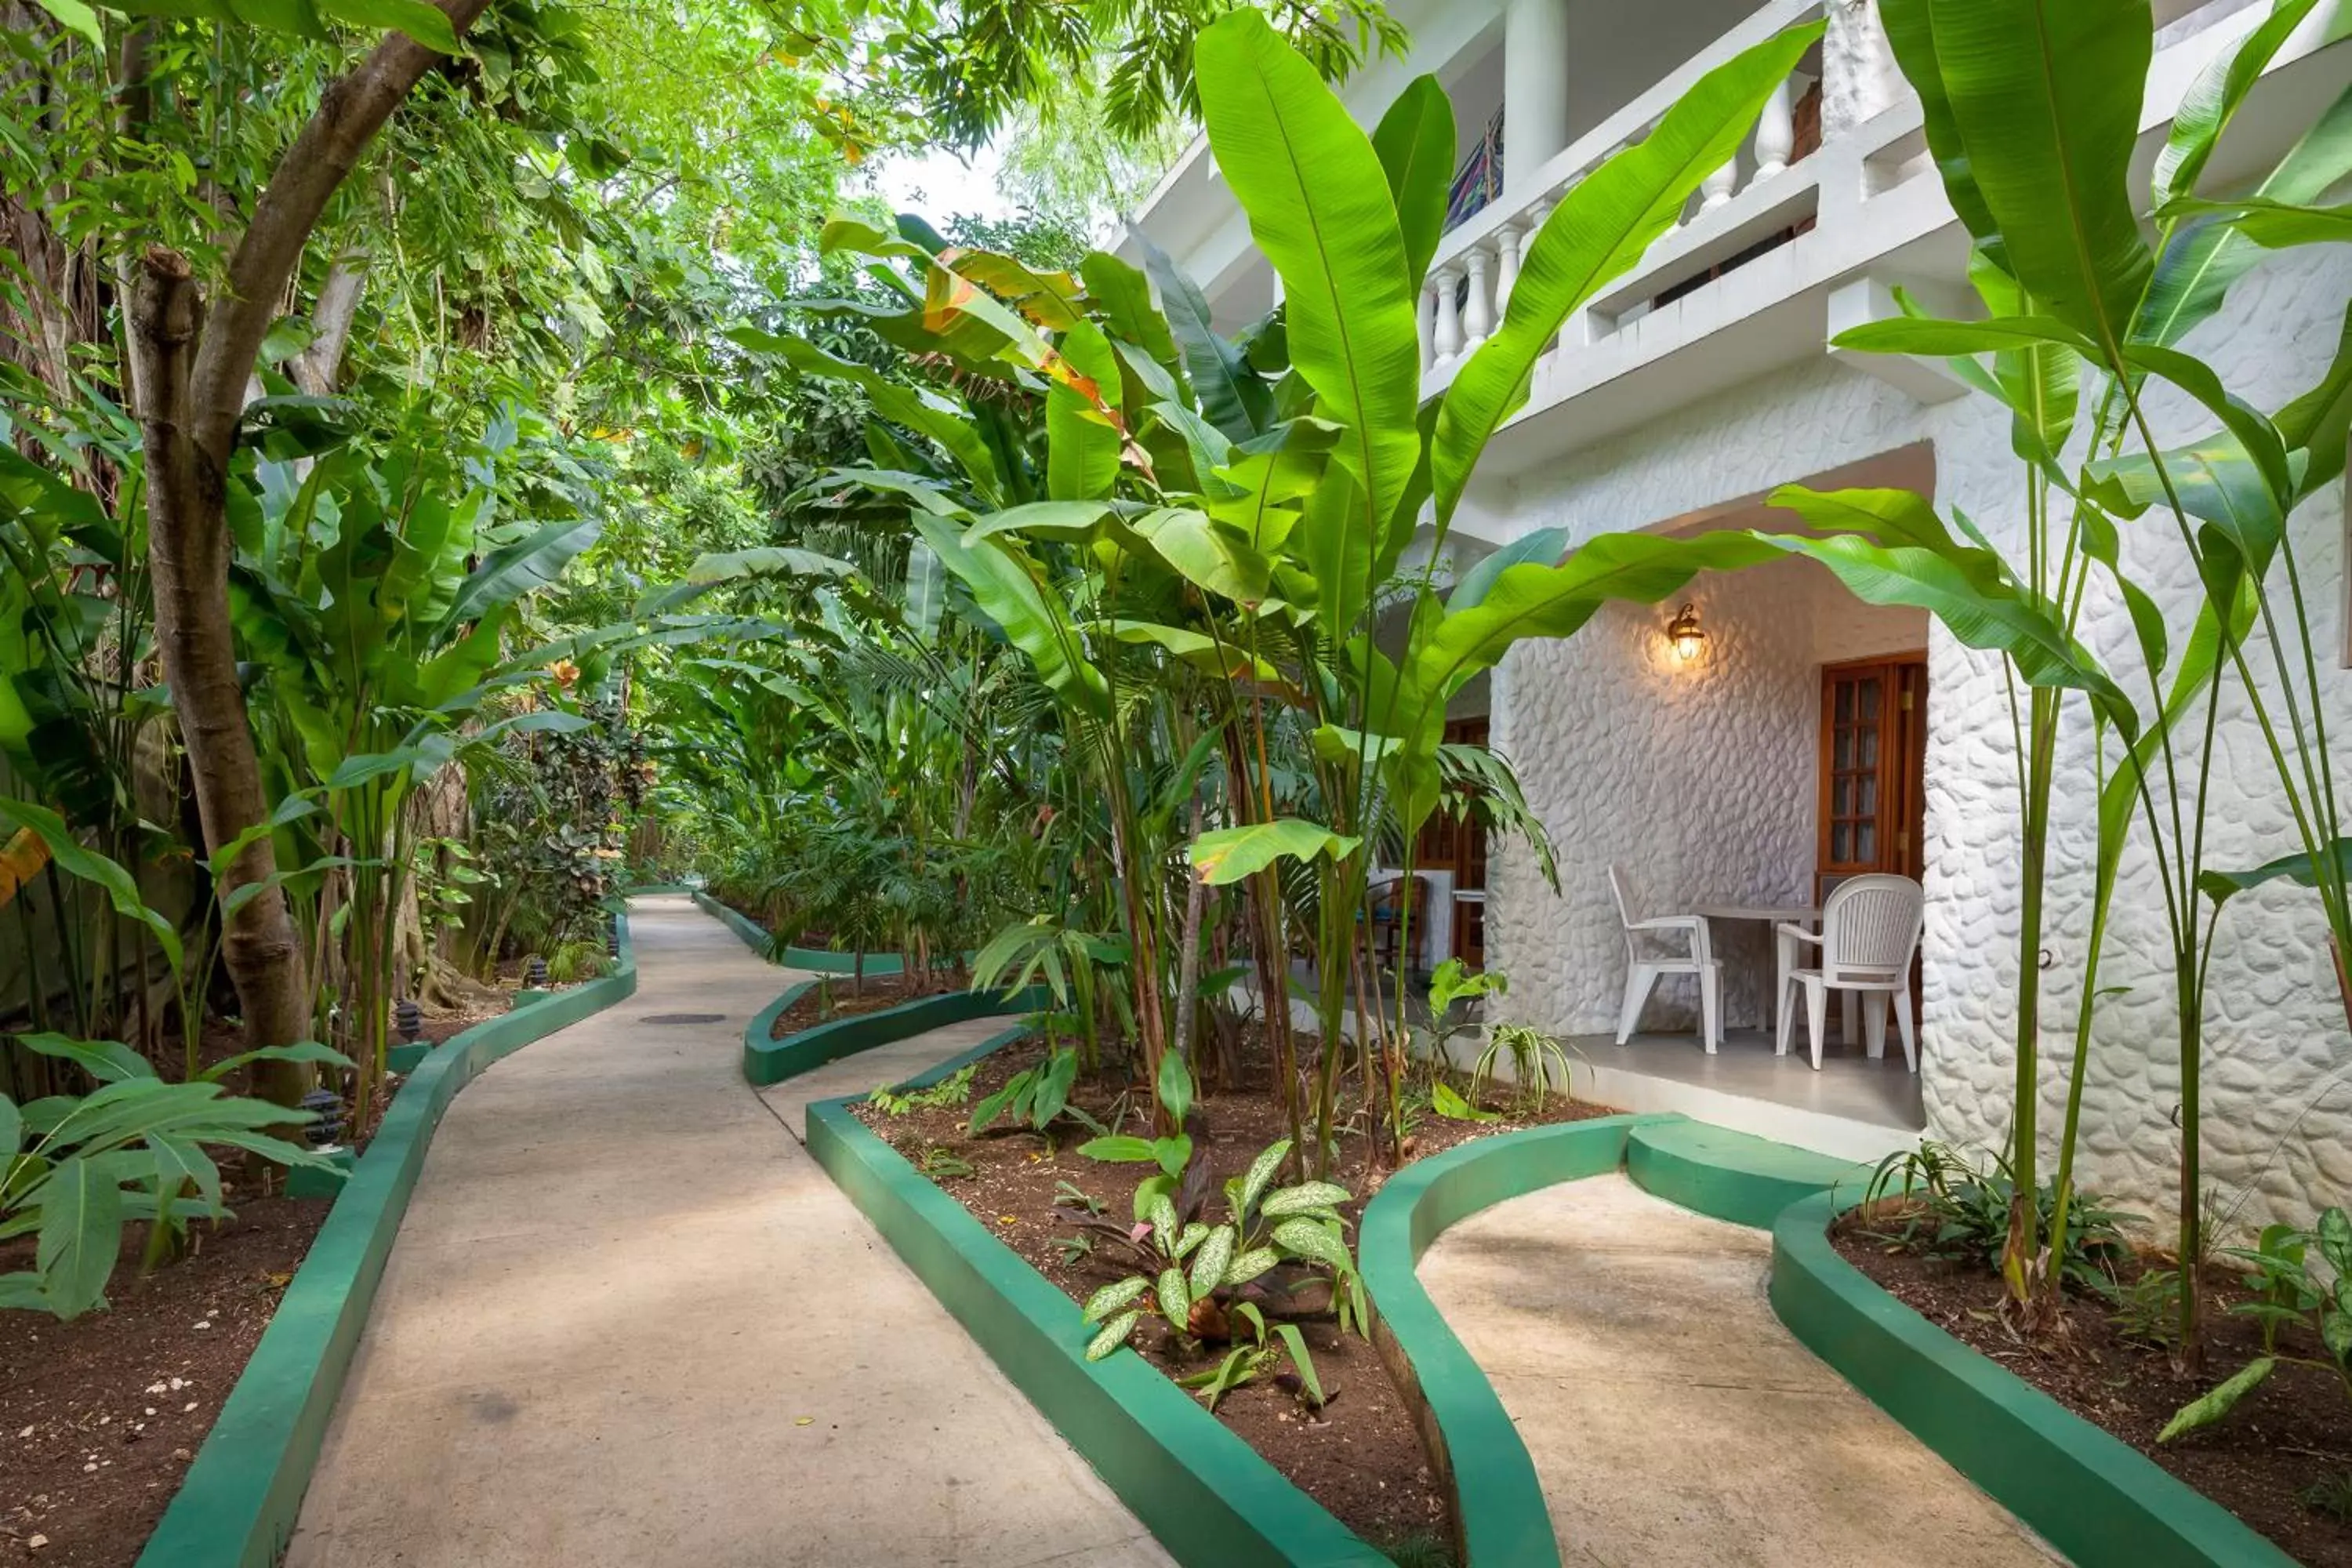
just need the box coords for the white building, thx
[1130,0,2352,1228]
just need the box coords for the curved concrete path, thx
[288,895,1171,1568]
[1417,1174,2060,1568]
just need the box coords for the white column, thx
[1823,0,1904,138]
[1462,246,1495,352]
[1494,223,1523,315]
[1503,0,1572,198]
[1698,154,1740,212]
[1753,78,1796,180]
[1432,265,1464,367]
[1418,279,1438,372]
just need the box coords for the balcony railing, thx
[1417,0,1828,384]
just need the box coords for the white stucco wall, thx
[1484,244,2352,1234]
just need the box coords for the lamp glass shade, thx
[1665,604,1706,662]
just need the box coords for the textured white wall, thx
[1484,244,2352,1233]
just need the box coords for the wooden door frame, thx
[1815,652,1927,899]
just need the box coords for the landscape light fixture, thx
[1665,603,1708,662]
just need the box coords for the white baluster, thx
[1697,154,1739,213]
[1418,279,1438,372]
[1494,222,1523,315]
[1432,265,1464,367]
[1462,246,1495,352]
[1753,77,1796,180]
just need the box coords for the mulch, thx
[852,1027,1616,1556]
[0,997,495,1567]
[767,971,962,1036]
[1833,1215,2352,1566]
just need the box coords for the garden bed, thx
[767,971,960,1035]
[0,995,494,1568]
[1831,1218,2351,1566]
[849,1029,1616,1555]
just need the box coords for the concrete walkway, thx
[1417,1174,2058,1568]
[288,895,1171,1568]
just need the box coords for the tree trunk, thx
[125,0,492,1098]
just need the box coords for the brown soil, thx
[0,995,493,1567]
[768,972,964,1036]
[1833,1217,2352,1566]
[0,1195,331,1566]
[852,1029,1617,1555]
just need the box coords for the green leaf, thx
[1433,24,1820,527]
[732,331,1004,503]
[1879,0,2005,267]
[913,516,1110,720]
[1077,1134,1159,1163]
[2318,1207,2352,1279]
[1188,1225,1236,1301]
[1272,1323,1325,1407]
[1153,1134,1192,1178]
[1223,1246,1281,1287]
[1081,1274,1152,1325]
[16,1035,158,1086]
[2140,84,2352,347]
[198,1040,354,1087]
[2323,1306,2352,1373]
[2151,0,2324,210]
[0,1096,17,1159]
[1189,820,1362,886]
[2158,1356,2273,1441]
[1236,1138,1290,1222]
[1271,1216,1353,1274]
[1913,0,2154,353]
[2194,839,2352,909]
[315,0,459,52]
[1156,1049,1194,1129]
[1085,1308,1143,1361]
[1080,252,1183,381]
[30,0,103,48]
[1431,1080,1498,1121]
[1139,237,1270,443]
[1261,1181,1352,1218]
[1156,1265,1190,1324]
[634,546,856,616]
[0,799,182,977]
[34,1156,123,1319]
[1046,320,1123,502]
[1196,9,1421,539]
[1372,77,1455,291]
[439,517,600,633]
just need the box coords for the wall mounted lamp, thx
[1665,602,1708,662]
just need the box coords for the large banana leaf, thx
[1140,237,1272,444]
[913,516,1111,721]
[1431,25,1819,528]
[1189,819,1362,886]
[438,517,601,635]
[1196,9,1421,540]
[633,546,858,617]
[1047,320,1125,502]
[0,797,181,975]
[1879,0,2005,267]
[1918,0,2153,353]
[730,329,1006,504]
[1081,252,1185,387]
[2139,85,2352,347]
[1372,78,1456,292]
[2152,0,2325,209]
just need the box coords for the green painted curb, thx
[742,982,1051,1087]
[1359,1113,1684,1567]
[1769,1193,2296,1567]
[691,888,905,975]
[136,909,641,1568]
[1625,1119,1874,1229]
[808,1059,1385,1567]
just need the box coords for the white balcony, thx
[1127,0,2352,495]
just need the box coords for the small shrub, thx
[546,939,608,984]
[1472,1022,1579,1114]
[1860,1141,2134,1297]
[2302,1472,2352,1525]
[869,1064,977,1117]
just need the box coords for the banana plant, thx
[1757,0,2351,1353]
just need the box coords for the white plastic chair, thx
[1608,865,1722,1051]
[1776,873,1924,1072]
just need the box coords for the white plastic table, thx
[1695,903,1820,1033]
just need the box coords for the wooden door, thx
[1817,656,1926,900]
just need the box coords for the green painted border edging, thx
[691,887,904,975]
[136,909,641,1568]
[1770,1193,2297,1567]
[808,1064,1385,1567]
[1625,1119,1874,1230]
[1358,1113,1677,1567]
[742,982,1049,1087]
